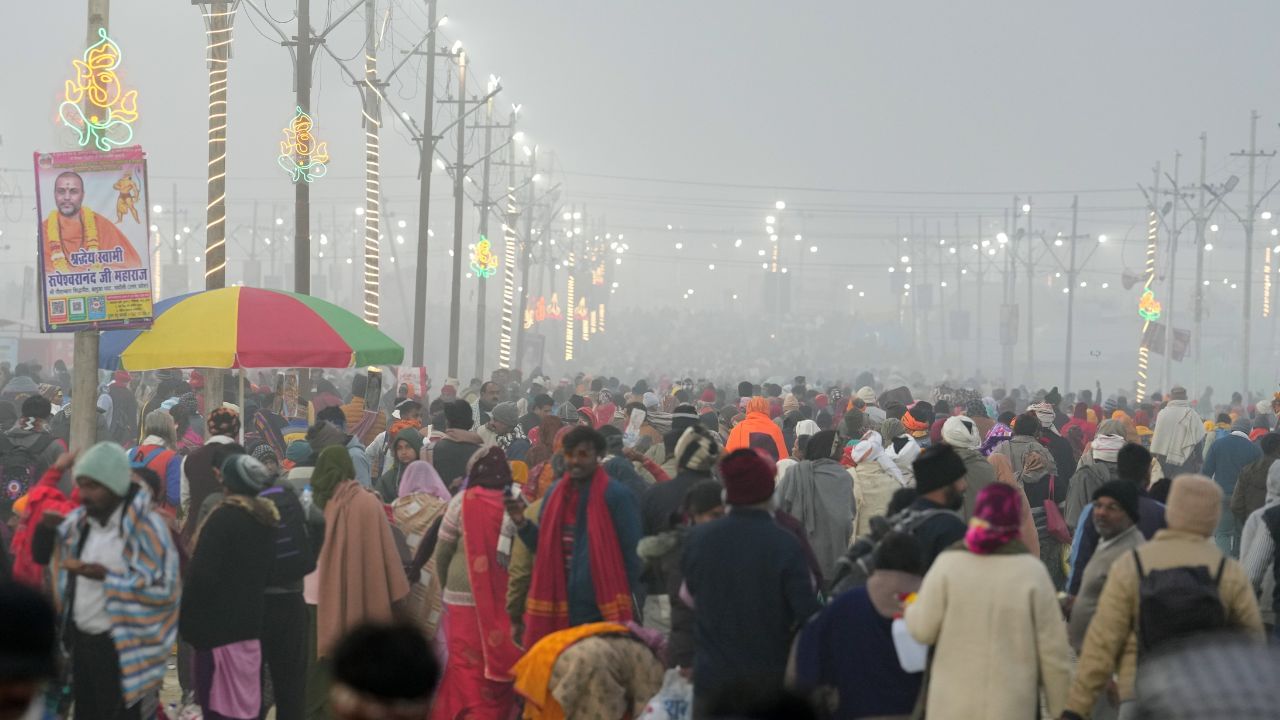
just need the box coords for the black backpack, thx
[0,434,56,511]
[828,506,960,596]
[1134,550,1228,656]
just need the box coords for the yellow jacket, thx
[1066,529,1264,716]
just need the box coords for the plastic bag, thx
[891,617,929,673]
[639,668,694,720]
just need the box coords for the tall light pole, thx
[410,0,439,366]
[360,0,381,324]
[447,49,467,379]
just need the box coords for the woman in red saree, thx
[430,446,523,719]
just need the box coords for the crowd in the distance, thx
[0,363,1278,720]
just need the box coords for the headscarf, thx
[398,460,450,502]
[941,415,982,450]
[879,418,907,447]
[794,419,821,438]
[466,445,513,490]
[312,445,356,510]
[1029,403,1058,435]
[745,396,770,416]
[965,483,1023,554]
[850,430,906,486]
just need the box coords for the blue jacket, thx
[682,508,821,700]
[1203,433,1262,496]
[518,473,643,626]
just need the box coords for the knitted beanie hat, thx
[1093,479,1141,524]
[674,425,720,473]
[73,442,131,497]
[1165,474,1222,537]
[912,443,967,495]
[720,448,775,506]
[207,406,241,438]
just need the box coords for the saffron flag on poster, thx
[33,146,154,333]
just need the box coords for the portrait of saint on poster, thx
[34,146,154,333]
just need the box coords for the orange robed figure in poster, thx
[43,170,142,274]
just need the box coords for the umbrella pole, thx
[238,369,245,445]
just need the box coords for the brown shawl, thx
[317,480,410,657]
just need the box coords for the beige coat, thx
[906,549,1072,719]
[1065,529,1264,716]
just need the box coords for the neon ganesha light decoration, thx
[470,236,499,279]
[277,107,330,183]
[1137,288,1162,322]
[59,28,139,151]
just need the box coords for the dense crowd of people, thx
[0,361,1279,719]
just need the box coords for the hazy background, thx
[3,1,1280,394]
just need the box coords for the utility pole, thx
[1193,133,1209,395]
[72,0,109,450]
[293,0,314,294]
[171,184,179,264]
[1024,197,1035,381]
[204,1,232,291]
[1230,111,1271,396]
[361,0,381,324]
[1064,196,1079,392]
[473,90,494,380]
[498,114,518,370]
[1161,152,1181,390]
[1002,203,1016,387]
[515,148,536,365]
[408,0,439,366]
[447,51,468,378]
[975,216,984,379]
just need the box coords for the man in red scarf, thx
[508,425,643,648]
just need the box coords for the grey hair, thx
[143,409,177,447]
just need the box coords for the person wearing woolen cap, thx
[1063,474,1264,720]
[681,448,821,714]
[905,443,970,569]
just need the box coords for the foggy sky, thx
[3,1,1280,390]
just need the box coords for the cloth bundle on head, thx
[1092,432,1126,463]
[1093,480,1140,524]
[466,445,513,490]
[720,448,776,506]
[856,386,877,405]
[642,392,660,410]
[965,483,1023,554]
[912,443,967,495]
[222,454,271,495]
[941,415,981,450]
[1029,403,1057,434]
[674,425,720,473]
[850,430,906,486]
[794,419,820,439]
[73,442,131,497]
[207,407,241,438]
[1165,474,1223,537]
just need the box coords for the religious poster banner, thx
[34,146,153,333]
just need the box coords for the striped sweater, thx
[53,483,181,707]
